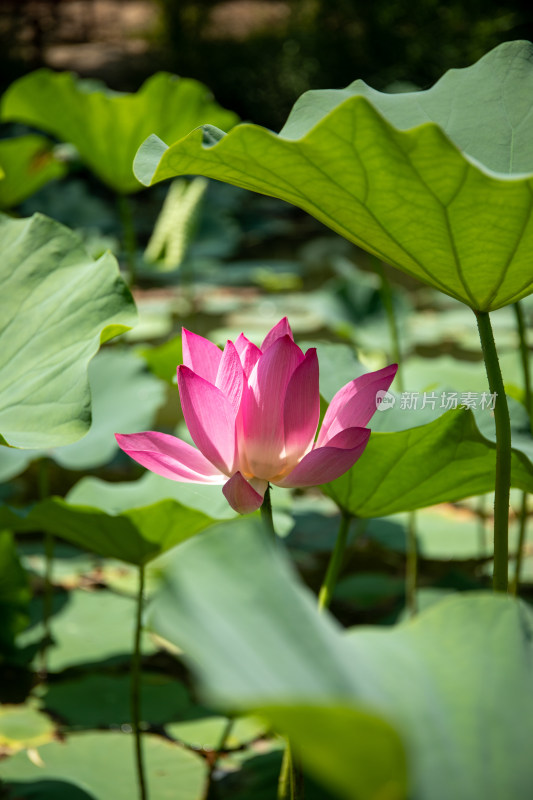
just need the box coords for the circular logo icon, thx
[375,390,396,411]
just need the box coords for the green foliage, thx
[18,589,156,672]
[322,408,533,517]
[26,477,227,567]
[145,178,209,270]
[0,213,136,449]
[0,702,55,751]
[0,532,31,652]
[150,521,533,800]
[1,70,239,194]
[157,0,526,130]
[0,135,67,209]
[0,349,165,481]
[0,731,207,800]
[135,41,533,311]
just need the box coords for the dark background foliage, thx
[2,0,533,129]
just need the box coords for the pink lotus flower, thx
[116,319,397,514]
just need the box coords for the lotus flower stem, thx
[261,487,302,799]
[131,563,148,800]
[475,310,511,593]
[260,484,276,541]
[318,511,352,611]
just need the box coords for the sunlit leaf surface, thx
[1,70,239,193]
[134,42,533,310]
[0,213,136,448]
[151,522,533,800]
[0,135,67,208]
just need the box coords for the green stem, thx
[131,564,148,800]
[406,511,418,617]
[475,310,512,593]
[117,193,137,286]
[514,301,532,432]
[204,717,234,799]
[260,485,276,541]
[318,511,352,611]
[511,492,529,596]
[262,492,302,800]
[511,301,531,596]
[373,258,404,392]
[38,458,53,675]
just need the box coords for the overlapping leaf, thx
[150,522,533,800]
[0,135,67,208]
[321,408,533,517]
[134,41,533,310]
[0,349,165,480]
[0,213,136,449]
[1,70,239,193]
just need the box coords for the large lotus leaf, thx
[134,41,533,310]
[151,520,407,800]
[321,408,533,517]
[149,522,533,800]
[0,349,165,480]
[1,69,239,194]
[0,731,206,800]
[0,213,136,449]
[0,135,67,208]
[23,472,236,566]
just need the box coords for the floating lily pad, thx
[0,213,136,449]
[17,589,156,672]
[0,731,206,800]
[42,672,195,729]
[2,70,238,194]
[0,703,55,752]
[134,42,533,310]
[167,715,265,751]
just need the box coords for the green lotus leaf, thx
[1,69,239,194]
[150,521,533,800]
[0,135,67,208]
[24,472,236,566]
[18,588,157,671]
[134,41,533,310]
[152,520,407,800]
[0,349,165,480]
[0,731,206,800]
[0,213,136,449]
[0,703,55,752]
[322,408,533,517]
